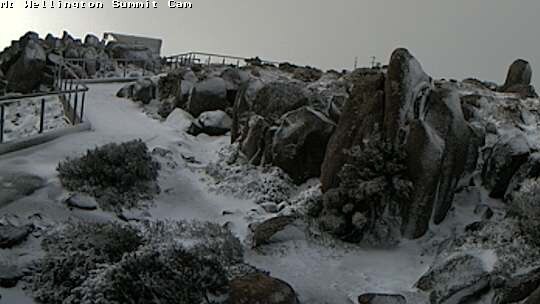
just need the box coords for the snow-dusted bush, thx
[32,220,244,304]
[32,223,143,304]
[57,140,160,211]
[320,139,413,246]
[510,178,540,247]
[140,220,244,267]
[72,244,228,304]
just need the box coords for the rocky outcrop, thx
[269,107,335,184]
[5,39,47,93]
[229,273,298,304]
[416,254,491,304]
[500,59,537,98]
[188,110,232,136]
[481,132,530,198]
[319,49,483,240]
[187,77,229,117]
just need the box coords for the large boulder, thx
[251,82,309,124]
[500,59,536,97]
[188,110,232,136]
[6,39,47,93]
[187,77,229,117]
[269,106,335,184]
[416,254,491,304]
[0,172,46,208]
[482,132,530,198]
[229,273,298,304]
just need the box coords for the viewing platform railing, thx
[0,59,89,150]
[163,52,279,69]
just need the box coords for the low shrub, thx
[32,223,143,304]
[32,220,244,304]
[57,139,160,211]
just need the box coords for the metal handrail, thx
[0,60,89,144]
[163,51,279,69]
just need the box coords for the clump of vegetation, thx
[72,244,228,304]
[319,138,413,247]
[509,178,540,247]
[32,220,244,304]
[57,140,160,211]
[32,222,143,304]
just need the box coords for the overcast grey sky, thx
[1,0,539,87]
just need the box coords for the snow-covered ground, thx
[0,83,499,303]
[1,95,68,143]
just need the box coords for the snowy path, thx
[0,83,433,304]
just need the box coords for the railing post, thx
[39,98,45,133]
[73,87,79,125]
[80,91,86,123]
[0,104,4,143]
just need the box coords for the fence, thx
[0,60,89,151]
[163,52,278,70]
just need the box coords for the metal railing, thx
[0,60,89,144]
[163,52,278,70]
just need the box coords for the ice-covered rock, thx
[0,172,46,208]
[187,77,229,117]
[0,263,23,288]
[240,114,269,164]
[164,108,194,132]
[249,215,296,248]
[481,132,530,198]
[416,254,491,304]
[65,193,98,210]
[188,110,232,136]
[0,223,32,248]
[269,106,335,184]
[229,273,298,304]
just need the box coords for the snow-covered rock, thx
[188,110,232,136]
[163,108,194,132]
[269,106,335,184]
[249,215,296,248]
[229,272,298,304]
[416,254,491,304]
[0,223,32,249]
[187,77,229,117]
[65,193,98,210]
